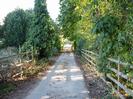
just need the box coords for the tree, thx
[59,0,133,72]
[0,25,4,38]
[22,0,60,59]
[4,9,28,47]
[91,0,133,71]
[25,9,35,39]
[33,0,54,58]
[59,0,95,50]
[59,0,81,49]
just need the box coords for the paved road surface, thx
[25,53,89,99]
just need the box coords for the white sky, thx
[0,0,60,24]
[47,0,60,21]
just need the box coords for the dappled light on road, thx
[25,53,89,99]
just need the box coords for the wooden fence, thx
[0,52,32,81]
[79,49,133,99]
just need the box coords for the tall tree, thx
[23,0,58,59]
[25,9,35,39]
[0,25,4,38]
[59,0,81,49]
[4,9,28,47]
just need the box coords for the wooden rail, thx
[79,49,133,99]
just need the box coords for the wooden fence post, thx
[117,57,120,94]
[20,66,23,79]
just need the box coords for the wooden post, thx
[26,52,29,60]
[31,46,35,64]
[105,61,111,79]
[18,53,21,63]
[20,66,23,79]
[117,57,120,94]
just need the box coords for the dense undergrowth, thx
[0,55,58,98]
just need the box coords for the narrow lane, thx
[25,53,89,99]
